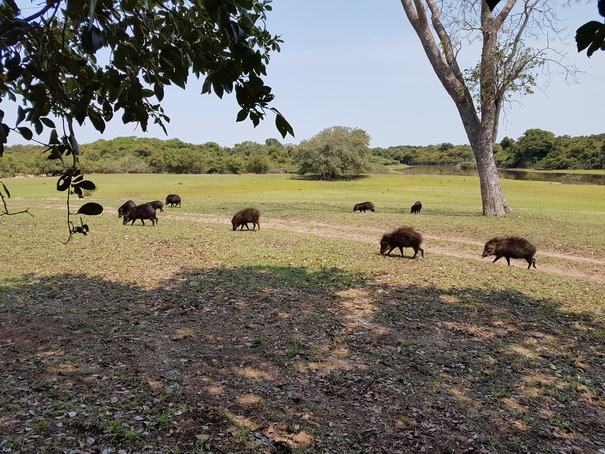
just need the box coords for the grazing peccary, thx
[166,194,181,207]
[482,236,537,269]
[410,201,422,214]
[123,203,158,226]
[148,200,164,212]
[118,200,136,218]
[353,202,375,212]
[231,207,260,231]
[380,226,424,258]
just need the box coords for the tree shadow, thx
[0,267,603,453]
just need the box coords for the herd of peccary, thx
[354,200,537,268]
[117,195,537,269]
[118,194,181,226]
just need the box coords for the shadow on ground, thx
[1,266,603,453]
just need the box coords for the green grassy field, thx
[1,173,604,453]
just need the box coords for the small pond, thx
[398,165,605,185]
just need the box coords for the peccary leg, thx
[398,247,404,257]
[492,256,502,263]
[505,257,511,266]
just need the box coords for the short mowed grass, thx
[1,173,604,453]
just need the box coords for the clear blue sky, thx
[5,1,604,148]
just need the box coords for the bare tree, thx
[399,0,572,215]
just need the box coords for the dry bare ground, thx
[1,213,604,453]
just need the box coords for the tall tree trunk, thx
[400,0,515,216]
[472,132,511,215]
[456,97,512,216]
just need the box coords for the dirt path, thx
[165,212,605,284]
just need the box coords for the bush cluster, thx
[2,128,603,178]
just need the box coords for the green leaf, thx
[57,174,71,192]
[204,0,220,22]
[49,129,60,145]
[77,202,104,215]
[154,82,164,101]
[88,0,98,25]
[34,119,44,135]
[81,25,106,54]
[576,21,603,52]
[201,78,212,94]
[17,126,33,140]
[88,109,106,133]
[1,181,11,198]
[587,25,605,57]
[275,113,295,138]
[236,108,248,122]
[40,117,56,128]
[73,180,96,190]
[16,106,26,126]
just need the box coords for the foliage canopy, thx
[294,126,371,179]
[0,0,292,240]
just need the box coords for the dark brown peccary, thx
[353,202,375,212]
[166,194,181,207]
[148,200,164,212]
[231,207,261,231]
[410,201,422,214]
[380,226,424,258]
[482,236,537,269]
[123,203,158,226]
[118,200,136,218]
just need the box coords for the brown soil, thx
[1,213,604,453]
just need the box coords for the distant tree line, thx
[0,136,297,176]
[494,130,605,170]
[1,128,604,178]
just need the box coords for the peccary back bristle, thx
[148,200,164,212]
[123,203,158,226]
[231,207,261,231]
[118,200,136,218]
[353,202,375,212]
[482,236,537,269]
[380,226,424,258]
[166,194,182,207]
